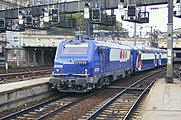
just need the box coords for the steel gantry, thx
[0,0,169,18]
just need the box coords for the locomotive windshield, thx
[61,42,89,55]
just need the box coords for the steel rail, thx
[0,66,53,74]
[173,65,181,80]
[36,96,88,120]
[0,89,57,109]
[1,86,105,120]
[36,87,112,120]
[86,69,164,120]
[0,69,52,76]
[0,94,68,120]
[173,69,181,79]
[123,73,164,120]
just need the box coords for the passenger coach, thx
[132,46,167,72]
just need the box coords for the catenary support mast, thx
[166,0,173,83]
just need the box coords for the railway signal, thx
[26,15,33,26]
[0,18,6,32]
[42,8,49,22]
[51,8,59,23]
[26,11,33,26]
[127,4,136,17]
[18,11,24,25]
[92,8,101,21]
[0,18,5,28]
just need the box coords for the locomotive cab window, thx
[61,42,89,55]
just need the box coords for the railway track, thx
[0,89,115,120]
[0,94,71,120]
[0,68,165,120]
[0,66,52,74]
[0,66,53,83]
[82,70,165,120]
[174,64,181,80]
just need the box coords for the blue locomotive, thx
[49,39,167,93]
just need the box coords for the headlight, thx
[56,69,59,72]
[85,69,88,74]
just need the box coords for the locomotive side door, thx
[98,47,110,73]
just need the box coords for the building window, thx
[14,37,18,39]
[14,40,18,42]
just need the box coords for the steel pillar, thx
[85,14,93,37]
[111,9,115,40]
[86,19,90,36]
[166,0,173,83]
[134,22,136,46]
[150,26,153,47]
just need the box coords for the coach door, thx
[158,53,162,66]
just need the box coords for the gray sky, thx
[115,4,181,36]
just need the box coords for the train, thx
[49,39,167,93]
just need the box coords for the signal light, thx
[26,15,33,26]
[0,18,5,28]
[127,4,136,17]
[52,8,58,14]
[92,8,101,21]
[51,8,59,23]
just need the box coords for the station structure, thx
[0,30,73,67]
[0,0,180,81]
[0,0,181,119]
[1,29,181,68]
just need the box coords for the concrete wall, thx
[6,48,26,67]
[0,83,54,112]
[4,31,74,48]
[95,37,152,47]
[0,31,73,67]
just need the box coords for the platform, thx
[140,78,181,120]
[0,77,51,112]
[0,77,50,93]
